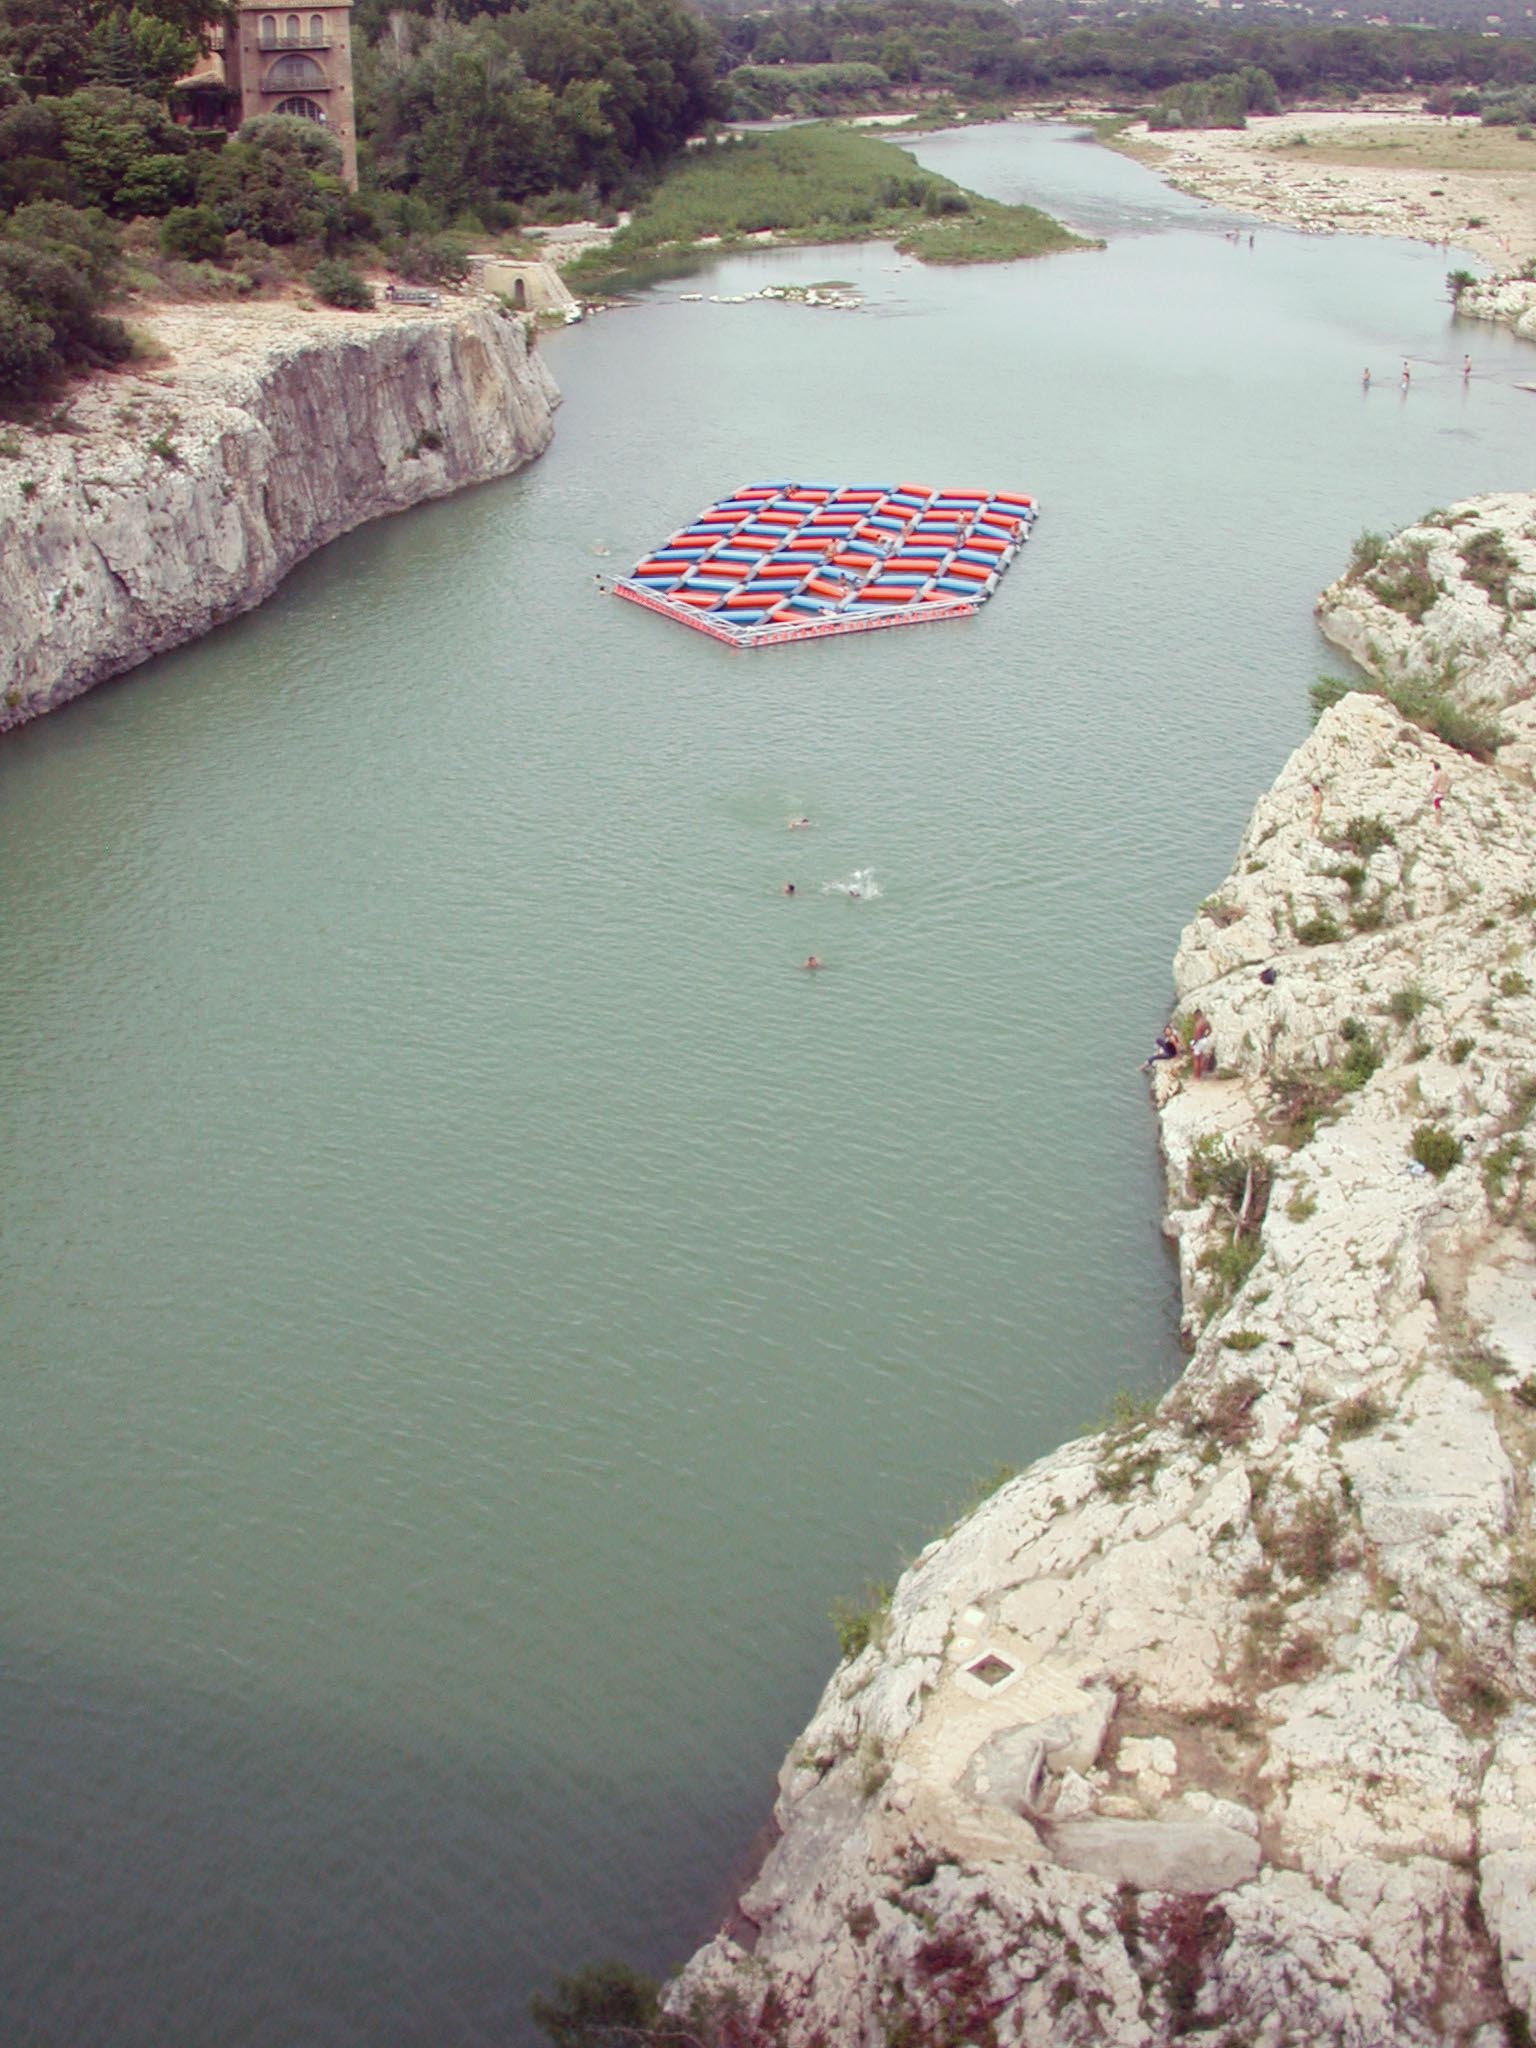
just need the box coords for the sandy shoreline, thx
[1082,100,1536,267]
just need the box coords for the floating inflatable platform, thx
[613,481,1038,648]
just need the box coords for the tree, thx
[89,8,201,98]
[0,0,95,97]
[0,200,128,395]
[879,29,919,84]
[52,82,190,213]
[529,1962,661,2048]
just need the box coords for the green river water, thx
[4,124,1534,2046]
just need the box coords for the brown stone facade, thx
[222,2,357,186]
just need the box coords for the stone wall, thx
[666,498,1536,2047]
[0,296,559,731]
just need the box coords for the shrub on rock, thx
[311,257,372,310]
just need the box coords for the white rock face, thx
[0,298,559,728]
[1457,276,1536,345]
[667,501,1536,2046]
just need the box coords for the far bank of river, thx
[3,122,1535,2048]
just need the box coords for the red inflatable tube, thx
[804,576,849,599]
[946,561,992,583]
[731,537,774,554]
[829,551,878,571]
[853,585,921,604]
[885,556,947,573]
[676,591,721,607]
[993,492,1034,508]
[965,536,1008,555]
[706,561,750,581]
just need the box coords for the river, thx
[3,123,1532,2047]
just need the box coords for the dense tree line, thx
[704,0,1536,113]
[0,0,722,397]
[357,0,723,213]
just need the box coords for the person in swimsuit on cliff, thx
[1431,761,1449,817]
[1189,1011,1215,1080]
[1141,1025,1183,1072]
[1310,781,1324,835]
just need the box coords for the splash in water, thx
[825,868,881,901]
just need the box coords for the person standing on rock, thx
[1431,761,1449,818]
[1190,1011,1215,1079]
[1310,781,1324,835]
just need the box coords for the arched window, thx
[275,96,325,121]
[309,15,323,42]
[284,14,300,42]
[260,14,276,44]
[265,51,326,87]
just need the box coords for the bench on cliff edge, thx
[385,284,441,307]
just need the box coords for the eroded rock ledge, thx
[0,297,559,730]
[669,501,1536,2046]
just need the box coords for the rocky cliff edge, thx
[667,501,1536,2046]
[0,296,559,730]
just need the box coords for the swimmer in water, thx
[803,955,824,970]
[782,882,796,896]
[789,817,810,830]
[847,888,861,900]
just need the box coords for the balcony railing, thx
[257,30,332,49]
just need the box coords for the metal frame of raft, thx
[612,480,1038,648]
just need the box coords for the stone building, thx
[220,0,358,186]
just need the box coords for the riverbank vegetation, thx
[10,0,1536,402]
[703,0,1536,121]
[563,124,1085,287]
[0,0,722,401]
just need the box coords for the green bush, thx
[1339,1018,1380,1089]
[831,1582,891,1660]
[389,231,470,285]
[529,1961,660,2047]
[0,201,128,397]
[311,257,372,309]
[1332,1393,1386,1442]
[1296,911,1343,947]
[1460,528,1519,608]
[1364,537,1439,623]
[1347,529,1387,578]
[1411,1123,1463,1178]
[1386,981,1427,1024]
[159,202,225,262]
[1336,814,1396,858]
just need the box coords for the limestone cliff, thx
[667,505,1536,2046]
[0,296,559,730]
[1456,277,1536,346]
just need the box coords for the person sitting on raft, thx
[1141,1025,1183,1072]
